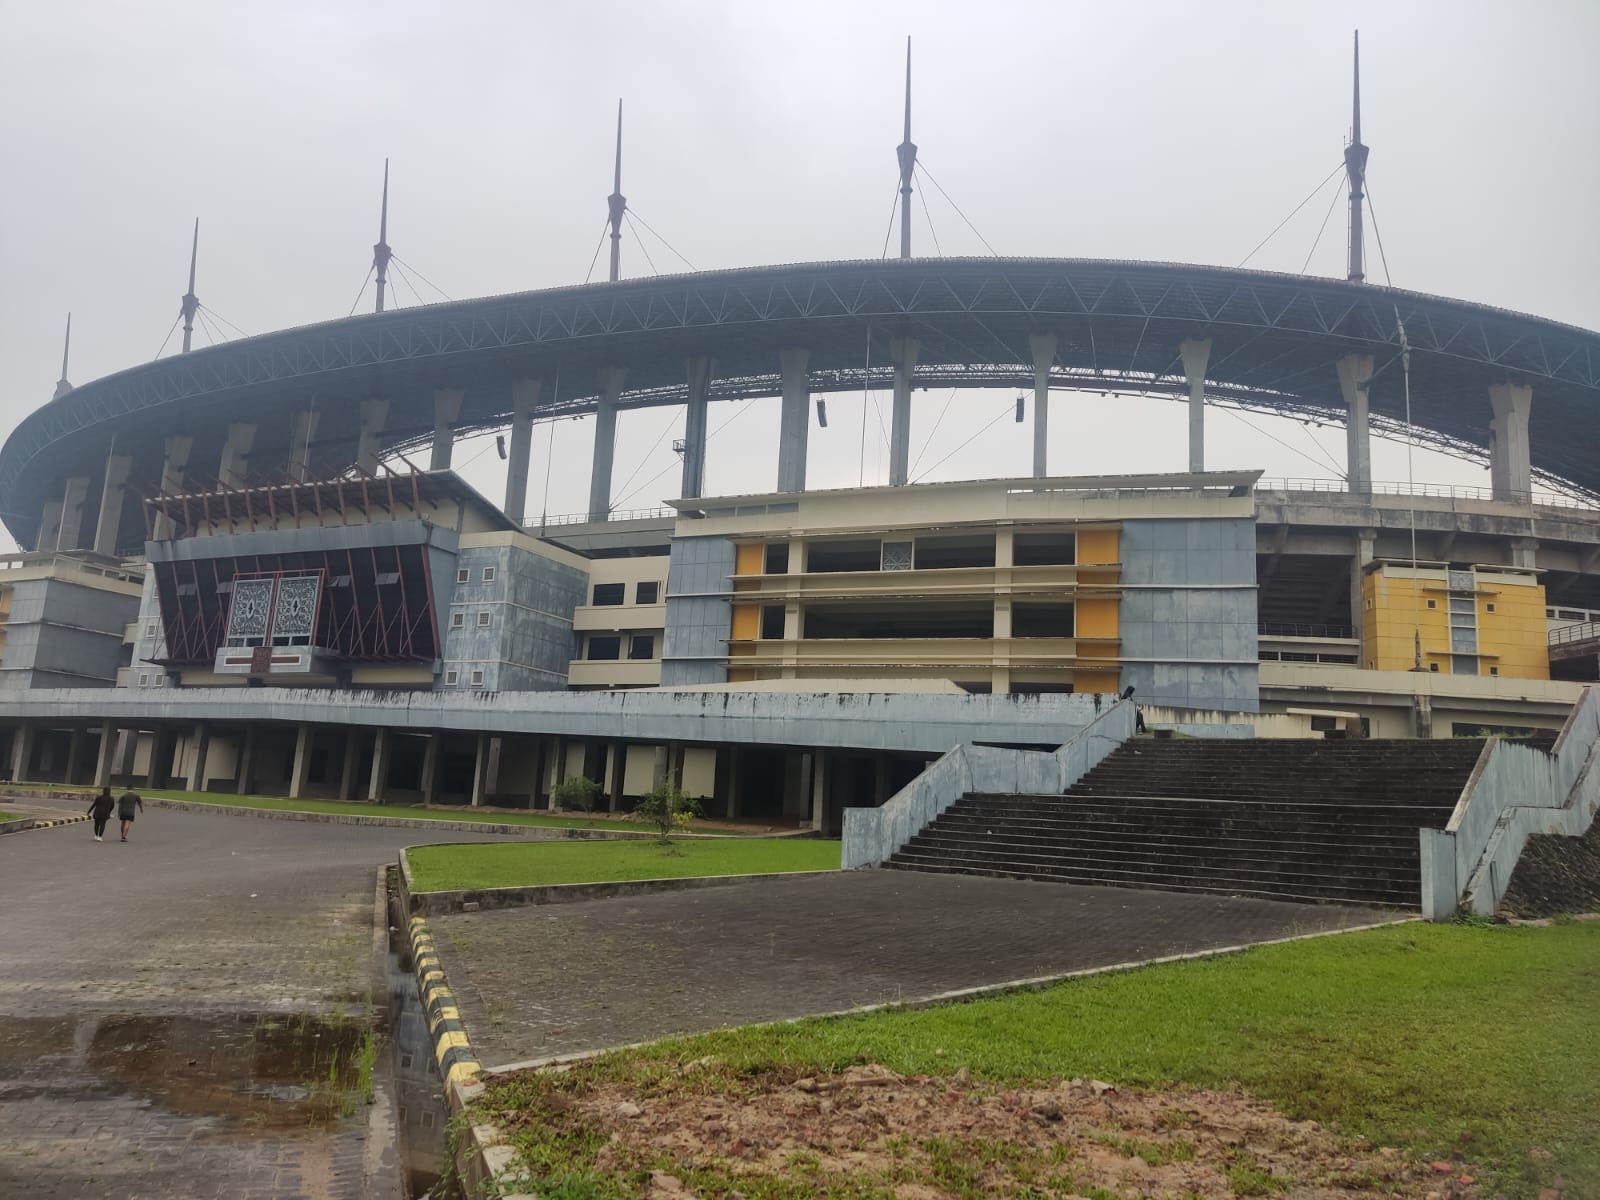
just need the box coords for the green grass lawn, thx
[0,809,19,822]
[407,837,839,892]
[481,921,1600,1199]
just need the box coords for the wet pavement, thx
[0,795,524,1199]
[429,869,1401,1069]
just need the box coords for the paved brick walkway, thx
[430,870,1399,1068]
[0,796,520,1200]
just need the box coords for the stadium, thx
[0,36,1595,916]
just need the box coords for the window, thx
[456,568,470,584]
[764,544,789,574]
[636,581,660,605]
[482,566,497,583]
[592,583,625,606]
[450,612,465,630]
[155,674,167,687]
[470,669,485,688]
[587,636,621,660]
[1486,603,1496,613]
[1013,533,1076,566]
[144,619,158,638]
[629,635,655,660]
[138,671,149,687]
[1428,661,1440,672]
[880,541,914,571]
[760,604,786,640]
[445,669,459,686]
[1489,666,1500,676]
[477,610,492,628]
[1426,599,1437,609]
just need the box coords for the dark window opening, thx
[636,581,660,605]
[1013,533,1076,566]
[1012,682,1075,694]
[1012,602,1075,638]
[760,605,786,640]
[592,583,625,606]
[587,636,621,660]
[764,544,789,574]
[914,535,996,570]
[803,603,993,640]
[629,635,655,660]
[807,540,881,573]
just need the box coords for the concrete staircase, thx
[884,738,1490,907]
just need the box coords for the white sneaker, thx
[94,835,102,841]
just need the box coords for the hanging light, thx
[495,434,507,460]
[1015,394,1026,423]
[815,398,828,428]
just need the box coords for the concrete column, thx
[218,422,257,489]
[888,336,921,486]
[502,378,541,524]
[809,748,829,832]
[159,435,193,497]
[1488,382,1533,503]
[1336,354,1375,493]
[56,476,91,551]
[1028,333,1057,479]
[93,456,133,556]
[589,367,627,521]
[287,409,319,484]
[430,388,464,471]
[10,722,34,783]
[777,348,811,492]
[237,725,256,795]
[681,356,712,500]
[1411,693,1434,739]
[418,734,440,805]
[1509,537,1539,570]
[1179,337,1211,474]
[669,742,685,789]
[366,727,390,803]
[651,744,669,789]
[727,747,743,819]
[355,396,389,476]
[35,501,63,554]
[338,730,361,801]
[607,740,625,811]
[289,723,313,799]
[1351,527,1377,657]
[470,734,489,807]
[873,756,891,804]
[185,723,210,792]
[65,727,84,785]
[93,720,116,788]
[148,727,175,788]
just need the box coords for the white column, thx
[502,378,540,524]
[1488,382,1533,503]
[355,396,389,476]
[1336,353,1374,493]
[777,348,811,492]
[56,476,90,551]
[809,748,829,832]
[366,727,390,802]
[1179,337,1211,474]
[589,366,627,521]
[470,734,489,807]
[289,723,313,799]
[681,356,712,500]
[185,723,210,792]
[430,388,464,471]
[93,455,133,556]
[1028,333,1057,479]
[218,421,257,489]
[419,734,440,805]
[888,336,920,486]
[35,502,63,554]
[93,719,116,788]
[10,723,35,783]
[287,409,319,484]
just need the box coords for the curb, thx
[407,914,483,1093]
[0,814,90,836]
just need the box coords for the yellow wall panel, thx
[1076,528,1119,565]
[1073,669,1121,694]
[1365,568,1547,680]
[730,604,758,641]
[1076,596,1119,638]
[734,543,764,576]
[727,668,754,683]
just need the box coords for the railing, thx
[1260,477,1600,513]
[1258,621,1356,640]
[1550,622,1600,648]
[526,507,676,529]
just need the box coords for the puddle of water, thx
[388,913,455,1198]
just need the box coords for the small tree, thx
[635,781,699,845]
[551,775,602,814]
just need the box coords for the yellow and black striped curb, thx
[0,814,91,836]
[408,914,482,1091]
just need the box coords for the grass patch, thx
[406,837,839,892]
[0,809,20,822]
[482,922,1599,1198]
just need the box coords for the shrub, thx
[550,775,602,814]
[635,781,699,844]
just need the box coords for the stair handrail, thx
[1421,686,1600,918]
[840,698,1137,870]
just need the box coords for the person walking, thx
[116,788,143,842]
[87,787,115,842]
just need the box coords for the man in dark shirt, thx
[117,789,143,843]
[87,787,115,842]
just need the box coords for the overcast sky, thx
[2,1,1596,542]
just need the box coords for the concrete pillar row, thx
[287,409,319,484]
[94,455,133,556]
[1179,337,1212,475]
[681,356,713,500]
[218,422,257,489]
[355,396,390,476]
[776,347,811,493]
[589,367,628,521]
[502,378,541,524]
[888,337,921,486]
[1488,382,1533,503]
[430,388,465,471]
[1028,333,1057,479]
[1336,353,1375,494]
[56,476,91,552]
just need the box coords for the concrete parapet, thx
[841,700,1135,869]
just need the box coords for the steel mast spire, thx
[607,100,626,282]
[53,314,72,399]
[373,159,393,313]
[1344,31,1369,283]
[896,37,917,259]
[179,219,200,353]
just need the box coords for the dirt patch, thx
[1500,816,1600,919]
[480,1060,1482,1198]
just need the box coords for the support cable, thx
[914,159,999,256]
[624,212,660,276]
[1395,305,1421,670]
[153,314,182,360]
[1237,162,1345,268]
[388,260,427,308]
[391,255,453,302]
[1299,172,1348,274]
[1220,406,1346,475]
[911,396,1014,483]
[347,266,375,317]
[199,304,248,338]
[612,407,680,499]
[878,184,901,259]
[1365,184,1396,287]
[909,387,959,476]
[914,171,943,257]
[859,324,872,486]
[627,209,698,272]
[582,220,611,284]
[611,397,757,510]
[538,363,562,532]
